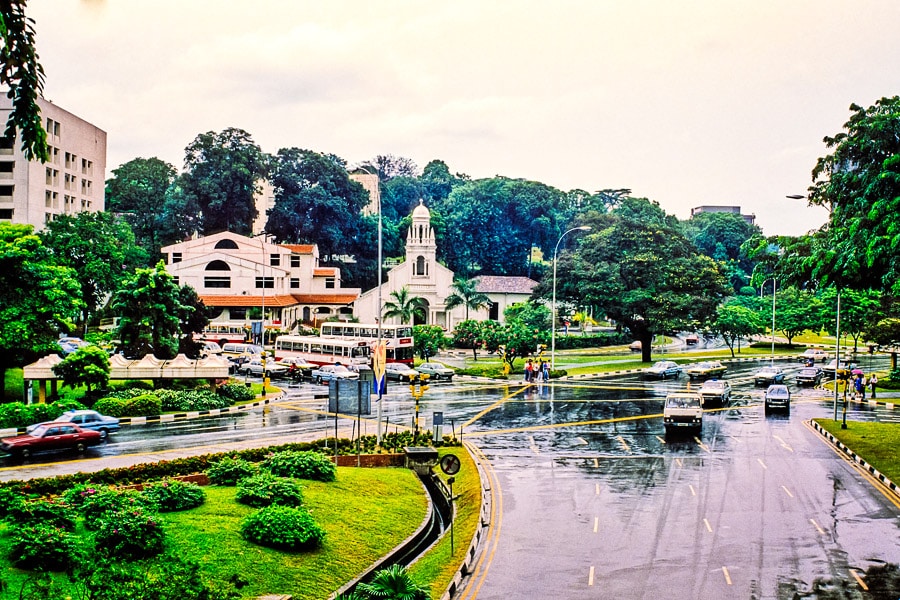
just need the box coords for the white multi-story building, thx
[161,231,361,333]
[0,97,106,230]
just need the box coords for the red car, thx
[1,423,103,459]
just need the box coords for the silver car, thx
[415,362,455,381]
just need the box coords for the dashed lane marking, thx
[616,435,631,452]
[851,569,869,591]
[593,517,599,533]
[675,457,683,467]
[704,518,713,533]
[656,435,666,444]
[588,566,595,586]
[694,436,710,452]
[596,483,601,496]
[773,434,794,452]
[782,485,794,498]
[810,518,825,534]
[689,484,697,496]
[757,458,768,470]
[722,566,733,585]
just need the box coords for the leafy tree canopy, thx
[711,302,764,357]
[105,157,178,255]
[570,197,730,362]
[52,345,110,394]
[806,96,900,292]
[181,128,267,236]
[444,278,491,321]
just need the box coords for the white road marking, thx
[675,457,683,468]
[694,437,710,452]
[704,518,713,532]
[722,566,732,585]
[617,435,631,452]
[596,483,601,496]
[810,518,825,534]
[656,435,666,444]
[689,484,697,496]
[782,485,794,498]
[757,458,768,470]
[588,566,595,586]
[594,516,599,533]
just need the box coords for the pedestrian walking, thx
[524,359,533,383]
[542,361,550,381]
[536,360,545,382]
[854,374,864,401]
[870,373,878,399]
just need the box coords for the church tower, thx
[406,199,436,279]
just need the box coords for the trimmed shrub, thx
[240,505,325,551]
[0,486,25,518]
[124,393,162,416]
[92,396,128,418]
[235,473,304,508]
[156,389,232,412]
[142,479,205,512]
[6,499,76,531]
[60,482,106,508]
[218,383,255,403]
[263,450,336,482]
[80,489,158,530]
[206,456,258,485]
[93,505,166,560]
[9,523,85,571]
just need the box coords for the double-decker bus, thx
[273,335,371,366]
[318,322,414,365]
[196,323,250,346]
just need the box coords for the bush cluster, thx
[142,479,206,512]
[0,399,87,429]
[93,390,162,417]
[9,523,84,571]
[263,450,337,482]
[554,332,629,349]
[206,456,258,485]
[93,505,166,560]
[7,499,76,531]
[156,389,232,412]
[81,489,158,530]
[240,504,325,551]
[218,383,256,403]
[235,473,304,508]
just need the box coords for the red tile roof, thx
[313,268,337,277]
[291,293,358,305]
[199,293,359,307]
[281,244,315,254]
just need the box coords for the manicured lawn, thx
[815,419,900,484]
[0,466,428,600]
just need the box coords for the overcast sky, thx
[30,1,900,236]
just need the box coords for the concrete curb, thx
[809,419,900,500]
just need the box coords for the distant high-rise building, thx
[690,205,755,225]
[0,97,107,230]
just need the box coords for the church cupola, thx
[406,199,436,277]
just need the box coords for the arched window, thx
[415,255,428,276]
[205,260,231,271]
[214,239,239,249]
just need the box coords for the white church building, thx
[354,200,538,330]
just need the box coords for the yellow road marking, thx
[689,484,696,496]
[810,518,825,534]
[463,412,662,438]
[588,565,595,586]
[616,435,631,452]
[593,457,599,468]
[782,485,794,498]
[456,442,503,600]
[757,458,768,470]
[529,435,540,454]
[694,437,710,452]
[461,385,531,429]
[704,518,713,532]
[675,457,683,468]
[850,569,869,590]
[656,435,666,444]
[722,566,732,585]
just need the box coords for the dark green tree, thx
[771,286,825,347]
[444,278,491,321]
[711,302,764,357]
[105,157,178,254]
[177,285,209,358]
[51,345,110,395]
[265,148,367,261]
[570,197,730,363]
[805,96,900,292]
[412,325,446,360]
[682,212,761,292]
[0,224,82,386]
[111,262,189,359]
[819,287,883,354]
[420,159,464,203]
[0,1,47,161]
[180,128,267,236]
[40,212,147,333]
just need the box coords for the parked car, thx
[310,364,359,384]
[764,384,791,414]
[754,365,786,386]
[822,359,852,380]
[698,379,731,406]
[629,341,642,352]
[686,361,727,380]
[199,341,223,357]
[796,366,824,386]
[663,393,703,435]
[797,348,829,364]
[416,362,455,381]
[384,362,420,382]
[28,409,120,440]
[277,356,315,380]
[684,334,700,346]
[645,360,682,379]
[239,358,288,378]
[1,423,102,459]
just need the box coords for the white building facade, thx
[161,232,360,332]
[0,97,106,230]
[355,200,538,330]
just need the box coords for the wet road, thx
[2,357,898,599]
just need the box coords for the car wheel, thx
[98,428,108,441]
[20,448,30,459]
[76,442,86,453]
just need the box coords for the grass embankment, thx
[815,420,900,484]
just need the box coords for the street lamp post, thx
[770,278,776,364]
[551,226,591,371]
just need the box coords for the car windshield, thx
[759,367,778,373]
[29,425,49,436]
[703,381,724,389]
[666,396,700,408]
[800,368,818,375]
[768,386,789,397]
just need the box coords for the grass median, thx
[815,419,900,484]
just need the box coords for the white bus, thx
[196,323,250,346]
[318,322,415,365]
[273,335,371,367]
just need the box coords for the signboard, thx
[372,341,387,395]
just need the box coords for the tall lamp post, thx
[551,226,591,370]
[353,164,385,444]
[770,278,776,364]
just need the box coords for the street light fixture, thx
[551,226,592,370]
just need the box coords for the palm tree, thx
[382,286,428,325]
[356,564,429,600]
[444,278,491,321]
